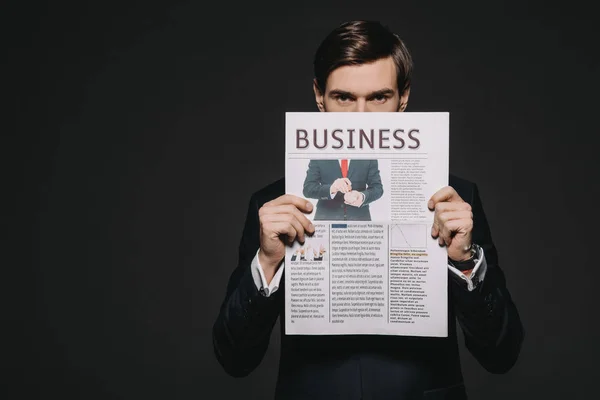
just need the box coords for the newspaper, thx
[284,112,449,337]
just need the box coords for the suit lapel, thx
[330,159,343,179]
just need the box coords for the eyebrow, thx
[328,88,396,98]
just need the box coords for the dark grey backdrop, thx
[7,0,600,399]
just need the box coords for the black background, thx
[6,0,600,399]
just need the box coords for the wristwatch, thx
[449,244,479,272]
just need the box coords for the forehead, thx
[326,56,397,94]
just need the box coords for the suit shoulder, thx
[250,178,285,207]
[449,173,477,202]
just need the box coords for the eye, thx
[337,94,352,103]
[372,94,388,104]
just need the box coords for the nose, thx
[354,99,368,112]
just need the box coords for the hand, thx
[258,195,315,282]
[344,190,364,207]
[330,178,352,195]
[428,186,473,261]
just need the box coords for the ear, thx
[398,86,411,112]
[313,79,325,112]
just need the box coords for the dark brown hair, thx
[313,20,413,94]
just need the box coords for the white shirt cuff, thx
[252,248,485,295]
[251,250,284,297]
[447,245,487,292]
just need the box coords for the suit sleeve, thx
[212,194,282,377]
[361,160,384,205]
[450,184,524,374]
[303,160,333,200]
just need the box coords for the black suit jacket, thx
[213,175,523,400]
[303,159,383,221]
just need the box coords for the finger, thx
[428,186,463,210]
[283,206,315,237]
[285,216,306,243]
[264,204,311,218]
[269,221,298,244]
[433,202,453,214]
[433,201,472,216]
[431,222,439,238]
[261,213,306,242]
[437,216,456,245]
[287,231,295,245]
[436,210,473,225]
[261,204,315,235]
[263,220,298,244]
[444,218,473,236]
[440,219,472,246]
[264,194,314,213]
[435,211,470,244]
[438,225,453,246]
[288,206,315,235]
[341,179,352,192]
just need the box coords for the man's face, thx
[314,56,410,112]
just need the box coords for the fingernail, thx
[309,223,314,232]
[306,202,313,210]
[428,200,433,209]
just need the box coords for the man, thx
[304,244,314,261]
[290,249,299,262]
[303,158,383,221]
[213,20,523,399]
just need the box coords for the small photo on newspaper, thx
[285,112,449,337]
